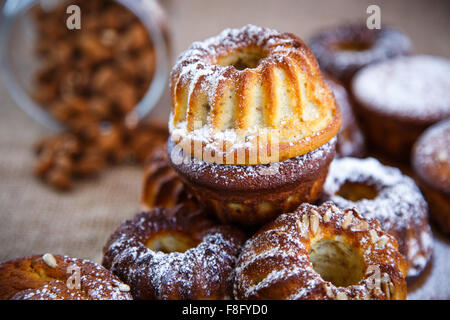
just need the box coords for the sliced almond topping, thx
[376,236,389,249]
[323,209,332,223]
[296,219,302,234]
[309,216,319,235]
[325,285,335,298]
[437,150,448,162]
[336,292,348,300]
[296,219,308,238]
[342,211,353,229]
[383,274,392,299]
[351,221,369,232]
[119,283,130,292]
[42,253,57,268]
[369,230,379,243]
[310,214,320,236]
[389,282,395,296]
[302,213,310,230]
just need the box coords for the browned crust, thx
[233,202,408,300]
[0,255,132,300]
[102,205,246,299]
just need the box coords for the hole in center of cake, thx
[217,47,267,70]
[332,40,373,52]
[309,239,364,287]
[145,231,198,253]
[336,181,378,201]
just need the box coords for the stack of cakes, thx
[131,25,439,300]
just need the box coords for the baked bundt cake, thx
[0,254,132,300]
[168,25,340,226]
[352,55,450,161]
[320,157,433,280]
[141,144,194,210]
[168,137,336,226]
[233,202,407,300]
[412,119,450,234]
[309,22,411,85]
[324,75,365,158]
[102,204,246,299]
[169,24,341,165]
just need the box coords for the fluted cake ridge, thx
[169,25,340,165]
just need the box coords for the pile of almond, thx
[31,0,167,190]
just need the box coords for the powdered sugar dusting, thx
[10,255,132,300]
[170,137,336,189]
[353,55,450,120]
[102,208,244,299]
[322,157,433,278]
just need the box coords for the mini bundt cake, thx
[233,202,407,300]
[412,119,450,234]
[102,204,246,299]
[324,75,365,158]
[168,25,341,226]
[0,254,132,300]
[352,55,450,161]
[141,144,194,210]
[168,137,336,226]
[321,157,433,280]
[170,24,341,165]
[309,23,411,85]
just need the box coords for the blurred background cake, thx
[352,55,450,162]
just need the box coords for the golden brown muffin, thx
[309,23,411,86]
[168,25,340,226]
[321,157,433,280]
[412,119,450,234]
[233,202,407,300]
[352,55,450,161]
[0,254,132,300]
[102,204,246,299]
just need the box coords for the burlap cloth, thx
[0,0,449,299]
